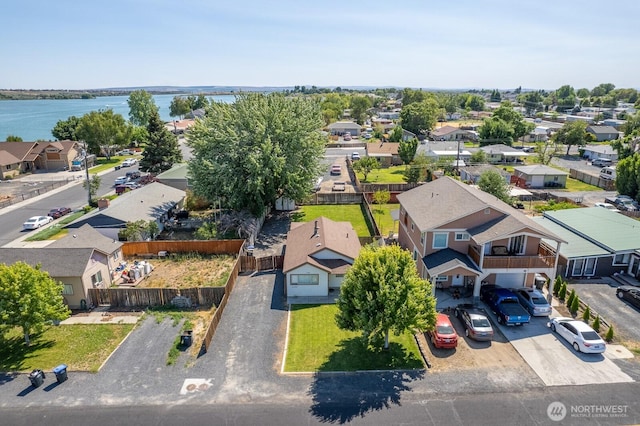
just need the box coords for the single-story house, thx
[156,163,190,191]
[0,150,23,179]
[603,119,626,129]
[415,141,472,164]
[378,110,401,120]
[479,144,529,164]
[532,208,640,279]
[581,144,618,161]
[586,126,620,142]
[371,118,395,133]
[512,165,568,188]
[0,224,123,309]
[283,217,361,298]
[460,165,511,185]
[366,142,402,166]
[67,182,186,240]
[0,140,82,177]
[165,119,195,134]
[430,126,476,141]
[327,121,362,136]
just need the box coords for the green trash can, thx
[53,364,68,383]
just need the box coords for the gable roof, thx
[423,248,481,276]
[543,207,640,252]
[587,126,619,135]
[0,141,38,161]
[582,144,616,155]
[283,217,361,273]
[49,223,123,254]
[68,182,185,229]
[479,144,528,156]
[327,121,362,130]
[396,177,564,242]
[366,142,399,156]
[461,165,510,178]
[514,165,569,176]
[431,126,460,137]
[0,150,21,166]
[0,248,96,276]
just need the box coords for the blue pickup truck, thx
[482,288,531,326]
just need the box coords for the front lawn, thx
[356,165,407,183]
[292,205,373,237]
[285,304,424,372]
[0,324,134,373]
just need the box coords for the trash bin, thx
[115,165,121,171]
[53,364,68,383]
[180,330,193,347]
[29,369,45,388]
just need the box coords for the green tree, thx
[478,117,514,146]
[615,153,640,200]
[478,170,511,202]
[470,150,487,164]
[552,120,593,155]
[82,174,102,204]
[553,276,563,296]
[605,325,614,342]
[388,125,403,142]
[352,156,380,182]
[350,95,372,125]
[398,137,418,165]
[400,99,439,136]
[592,315,601,332]
[169,96,191,119]
[517,91,544,117]
[558,282,567,300]
[5,135,22,141]
[187,93,325,216]
[120,220,159,241]
[576,88,590,98]
[492,101,534,142]
[139,110,182,174]
[570,294,580,314]
[321,93,349,124]
[191,94,209,110]
[336,245,437,350]
[534,140,560,165]
[52,115,81,141]
[76,109,133,159]
[566,289,576,308]
[490,89,501,102]
[582,305,591,323]
[555,85,577,112]
[463,94,485,111]
[127,89,159,128]
[401,88,429,106]
[0,262,70,345]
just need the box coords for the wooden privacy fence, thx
[88,286,226,308]
[239,255,284,273]
[569,169,616,190]
[122,239,244,257]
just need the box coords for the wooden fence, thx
[239,255,284,273]
[88,286,226,308]
[569,169,616,191]
[122,240,244,257]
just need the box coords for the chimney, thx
[312,220,319,237]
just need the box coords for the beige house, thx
[365,142,402,166]
[327,121,362,136]
[0,140,82,177]
[396,177,564,299]
[283,217,361,298]
[431,126,476,141]
[512,165,569,189]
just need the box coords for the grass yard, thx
[285,304,424,372]
[357,165,406,184]
[563,178,601,192]
[0,324,134,373]
[370,203,399,236]
[292,205,373,237]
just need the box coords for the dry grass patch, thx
[136,254,236,288]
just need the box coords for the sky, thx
[2,0,639,91]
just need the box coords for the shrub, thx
[553,276,563,296]
[592,315,601,332]
[582,305,591,323]
[558,282,567,300]
[570,295,579,314]
[566,289,576,307]
[605,325,614,342]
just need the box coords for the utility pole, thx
[83,142,91,205]
[456,138,461,175]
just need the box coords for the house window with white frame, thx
[509,235,526,255]
[614,253,630,266]
[290,274,319,285]
[455,232,470,241]
[91,271,103,287]
[432,232,448,249]
[62,284,74,295]
[420,232,425,245]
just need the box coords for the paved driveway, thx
[482,302,633,386]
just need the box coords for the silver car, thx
[454,304,494,341]
[514,288,552,316]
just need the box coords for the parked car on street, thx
[454,304,494,341]
[351,152,360,161]
[592,158,613,167]
[121,158,137,167]
[605,195,639,211]
[23,216,53,230]
[114,176,129,185]
[616,286,640,310]
[47,207,72,219]
[343,132,352,141]
[513,288,552,316]
[126,170,141,179]
[330,164,342,175]
[428,313,458,349]
[594,202,620,212]
[482,288,531,326]
[548,317,606,354]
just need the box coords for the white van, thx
[592,158,612,167]
[600,166,616,180]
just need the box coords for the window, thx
[413,250,418,261]
[432,233,448,249]
[420,232,425,245]
[455,232,470,241]
[290,274,319,285]
[509,235,526,255]
[584,258,596,276]
[411,222,414,231]
[572,258,585,276]
[62,284,74,295]
[91,271,103,286]
[614,253,630,265]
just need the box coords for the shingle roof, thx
[0,150,21,166]
[283,217,361,273]
[543,207,640,252]
[327,121,362,130]
[0,248,95,276]
[431,126,459,136]
[583,144,616,155]
[0,141,38,161]
[49,223,122,254]
[587,126,619,134]
[479,144,523,154]
[397,177,565,243]
[366,142,399,156]
[514,165,569,176]
[423,248,481,276]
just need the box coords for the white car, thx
[23,216,53,230]
[121,159,137,167]
[548,317,606,354]
[594,202,620,212]
[114,176,129,185]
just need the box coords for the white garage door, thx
[495,273,525,288]
[531,175,545,188]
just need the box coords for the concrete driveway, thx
[482,302,634,386]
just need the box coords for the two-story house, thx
[396,177,565,299]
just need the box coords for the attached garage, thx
[495,273,525,288]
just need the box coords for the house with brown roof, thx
[396,177,564,301]
[283,217,361,298]
[0,140,82,177]
[430,126,476,141]
[365,142,402,166]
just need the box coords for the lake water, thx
[0,94,236,141]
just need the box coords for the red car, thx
[47,207,72,219]
[429,313,458,349]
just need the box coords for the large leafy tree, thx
[491,101,533,142]
[127,89,159,128]
[187,93,325,216]
[478,117,515,146]
[352,156,380,181]
[76,109,133,159]
[169,96,191,119]
[52,115,81,141]
[462,94,485,111]
[517,91,544,117]
[398,137,418,164]
[139,110,182,174]
[320,93,349,124]
[349,95,372,125]
[401,88,429,106]
[555,85,577,112]
[552,120,594,155]
[336,245,437,350]
[400,99,439,136]
[478,169,511,203]
[615,153,640,201]
[0,262,70,345]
